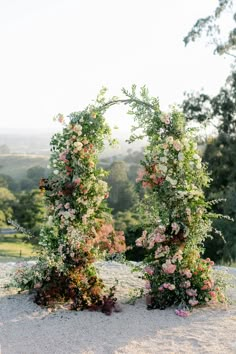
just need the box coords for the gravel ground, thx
[0,261,236,354]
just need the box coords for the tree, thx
[18,165,48,191]
[0,187,15,226]
[183,0,236,263]
[27,165,47,182]
[0,174,19,192]
[184,0,236,58]
[12,190,45,242]
[107,161,138,214]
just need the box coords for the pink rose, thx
[136,168,146,182]
[74,178,81,185]
[172,250,183,262]
[171,222,179,231]
[173,140,181,151]
[186,288,197,297]
[155,225,166,233]
[142,181,152,189]
[148,239,155,249]
[180,280,191,289]
[144,266,154,275]
[145,281,151,289]
[189,298,199,306]
[181,269,192,279]
[163,283,175,291]
[209,291,216,298]
[155,245,170,259]
[154,233,166,243]
[135,238,143,247]
[175,309,190,317]
[162,260,176,274]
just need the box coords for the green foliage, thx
[0,154,48,181]
[0,187,15,226]
[204,135,236,192]
[183,71,236,135]
[182,72,236,263]
[0,174,19,192]
[204,185,236,264]
[107,161,138,214]
[182,5,236,262]
[114,211,145,261]
[184,0,235,57]
[0,233,36,259]
[12,190,45,243]
[114,210,140,231]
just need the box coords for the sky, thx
[0,0,234,137]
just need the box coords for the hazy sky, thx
[0,0,233,136]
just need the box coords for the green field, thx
[0,232,37,262]
[0,154,49,180]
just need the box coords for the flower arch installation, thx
[14,86,226,314]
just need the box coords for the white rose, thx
[74,141,83,150]
[196,162,202,169]
[74,124,82,131]
[160,156,167,163]
[193,154,200,160]
[47,216,53,226]
[166,176,177,186]
[159,164,167,173]
[166,136,174,144]
[178,152,184,161]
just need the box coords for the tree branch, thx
[98,98,156,111]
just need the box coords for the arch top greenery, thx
[13,86,227,315]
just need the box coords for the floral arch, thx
[15,86,225,315]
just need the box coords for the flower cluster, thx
[134,108,226,314]
[13,99,126,311]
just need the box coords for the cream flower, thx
[73,141,83,150]
[166,176,177,186]
[178,152,184,161]
[159,164,167,173]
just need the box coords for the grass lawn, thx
[0,232,37,262]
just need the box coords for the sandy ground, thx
[0,261,236,354]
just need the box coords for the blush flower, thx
[144,266,154,275]
[74,178,81,185]
[163,283,175,290]
[136,168,146,182]
[155,245,170,259]
[145,281,151,289]
[180,280,191,289]
[162,260,176,274]
[173,140,182,151]
[186,288,197,297]
[189,298,199,306]
[154,233,166,243]
[181,269,192,279]
[175,309,190,317]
